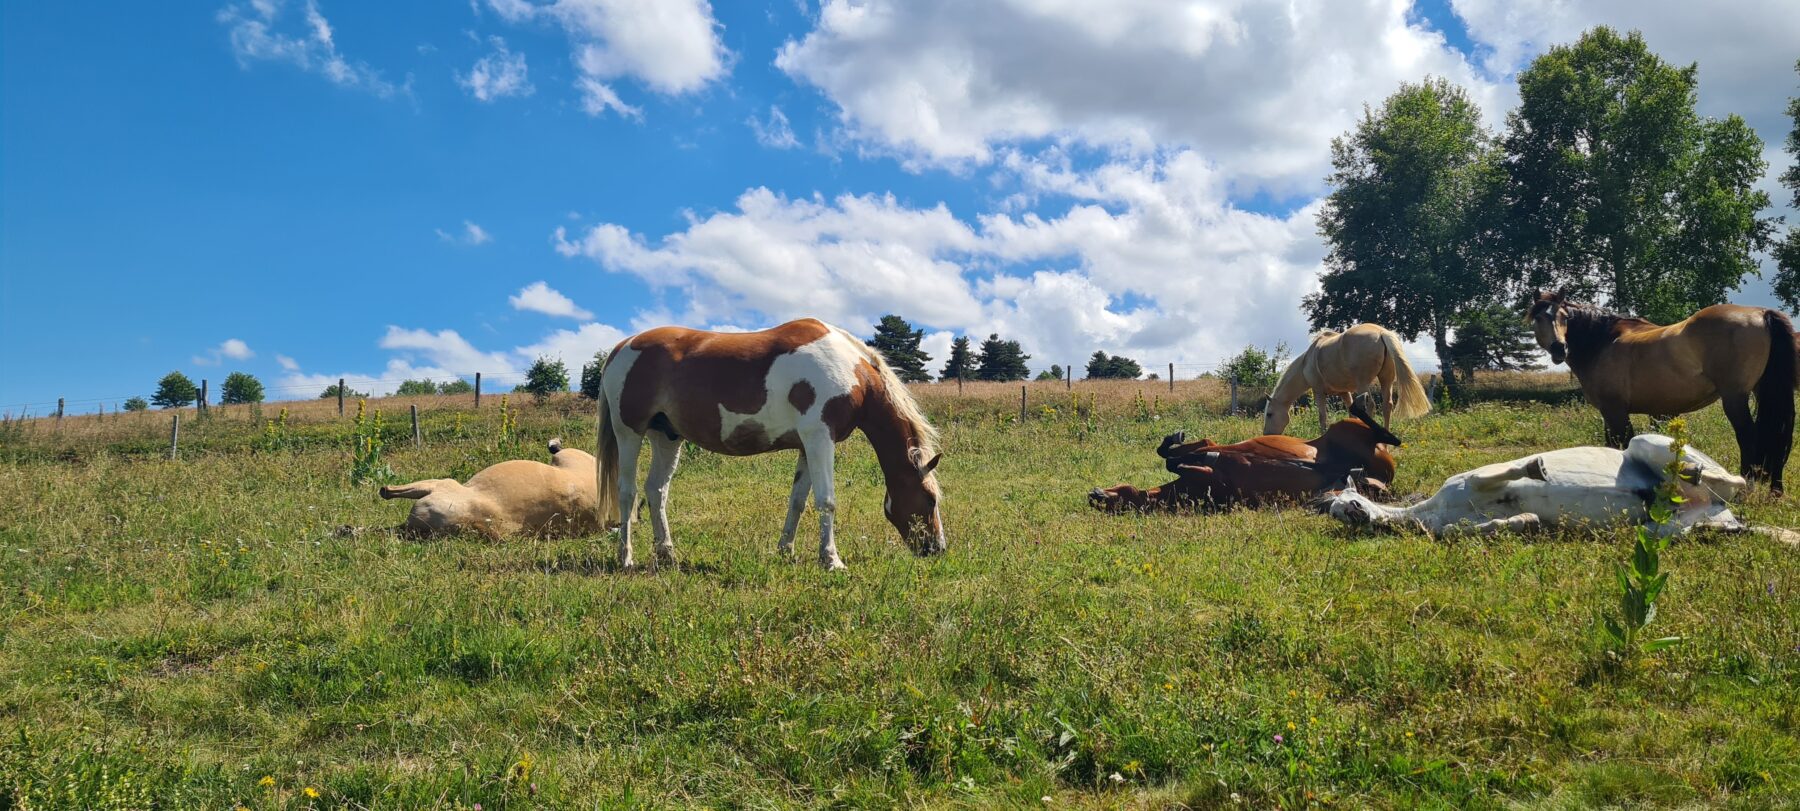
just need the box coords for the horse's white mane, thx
[834,325,940,458]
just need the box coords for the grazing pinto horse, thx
[596,319,944,570]
[1262,323,1431,436]
[1326,434,1760,539]
[1527,290,1797,492]
[1090,403,1401,513]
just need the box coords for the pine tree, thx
[579,350,608,399]
[867,315,933,382]
[940,336,976,381]
[975,334,1031,382]
[1085,351,1143,379]
[1447,304,1542,378]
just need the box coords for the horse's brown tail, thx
[1379,329,1431,420]
[1754,310,1796,489]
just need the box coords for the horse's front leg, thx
[778,451,810,556]
[1316,386,1330,435]
[801,432,845,570]
[1601,409,1634,449]
[644,434,683,568]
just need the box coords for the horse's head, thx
[1261,400,1292,436]
[1528,289,1571,365]
[886,448,945,555]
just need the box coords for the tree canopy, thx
[522,356,571,403]
[579,350,608,399]
[1775,59,1800,312]
[394,379,438,397]
[1446,305,1542,378]
[867,315,933,382]
[220,371,265,404]
[319,382,368,400]
[151,371,198,409]
[974,334,1031,381]
[939,336,976,381]
[438,379,474,395]
[1084,351,1143,380]
[1218,343,1290,390]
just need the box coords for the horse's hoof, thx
[822,559,847,572]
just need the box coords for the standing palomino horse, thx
[1527,290,1797,493]
[1262,323,1431,436]
[596,318,944,570]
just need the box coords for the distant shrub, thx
[220,372,264,404]
[151,372,198,409]
[320,382,368,400]
[395,379,438,396]
[438,379,474,395]
[123,397,149,413]
[522,356,570,404]
[1218,343,1290,389]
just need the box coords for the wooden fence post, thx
[956,373,963,395]
[1019,385,1027,423]
[475,372,483,408]
[56,398,64,424]
[1229,376,1239,416]
[1065,364,1071,391]
[411,404,422,447]
[1427,374,1440,404]
[1168,363,1175,392]
[199,380,208,414]
[337,378,346,417]
[169,413,180,460]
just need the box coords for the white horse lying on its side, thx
[1327,434,1793,542]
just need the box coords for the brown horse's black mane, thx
[1560,301,1656,366]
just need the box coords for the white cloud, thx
[749,105,800,149]
[192,338,256,366]
[276,354,301,371]
[459,36,534,101]
[509,281,594,320]
[217,0,403,98]
[513,321,627,365]
[436,220,493,245]
[483,0,728,117]
[553,149,1327,374]
[380,326,519,376]
[776,0,1500,194]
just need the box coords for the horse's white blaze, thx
[1327,435,1749,538]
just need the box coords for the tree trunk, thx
[1433,321,1459,402]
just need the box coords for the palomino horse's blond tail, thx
[1380,329,1432,420]
[594,379,622,528]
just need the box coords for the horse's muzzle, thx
[1549,342,1566,365]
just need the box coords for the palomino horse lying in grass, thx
[597,318,943,570]
[1262,323,1432,437]
[1527,290,1797,493]
[379,438,598,539]
[1325,434,1799,543]
[1090,402,1401,513]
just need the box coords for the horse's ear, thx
[1552,287,1568,303]
[918,452,941,476]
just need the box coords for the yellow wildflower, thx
[303,786,320,798]
[259,776,275,788]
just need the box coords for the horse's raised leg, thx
[778,451,810,556]
[1720,394,1758,479]
[614,429,645,568]
[644,433,683,568]
[801,432,845,571]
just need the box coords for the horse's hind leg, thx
[1720,394,1757,479]
[644,433,683,567]
[614,429,645,568]
[801,431,845,571]
[778,451,810,556]
[1316,386,1330,435]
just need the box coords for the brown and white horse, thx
[596,318,944,570]
[1527,290,1797,492]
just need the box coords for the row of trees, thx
[868,314,1152,383]
[141,370,265,410]
[1307,28,1798,399]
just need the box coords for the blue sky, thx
[2,0,1794,413]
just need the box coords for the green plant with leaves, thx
[122,397,148,413]
[1217,343,1290,390]
[394,379,438,397]
[867,315,933,382]
[496,394,517,447]
[349,399,396,485]
[220,371,264,405]
[579,350,608,399]
[320,382,368,400]
[1600,418,1691,662]
[151,372,198,409]
[1773,59,1800,311]
[438,379,474,395]
[521,356,570,404]
[255,407,291,453]
[974,334,1031,382]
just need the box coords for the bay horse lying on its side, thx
[380,439,598,539]
[1090,402,1401,513]
[1528,290,1797,493]
[598,318,943,570]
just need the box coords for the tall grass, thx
[0,383,1795,808]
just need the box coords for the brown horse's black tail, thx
[1755,310,1797,490]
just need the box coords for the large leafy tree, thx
[1446,305,1541,378]
[1501,27,1772,323]
[220,371,265,404]
[394,379,438,396]
[1305,77,1498,397]
[521,356,570,403]
[1775,59,1800,312]
[939,336,976,381]
[867,315,933,382]
[151,371,198,409]
[974,334,1031,382]
[579,350,608,399]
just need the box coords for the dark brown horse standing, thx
[1528,290,1797,492]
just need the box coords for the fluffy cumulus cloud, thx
[483,0,728,117]
[460,36,534,101]
[776,0,1499,193]
[192,338,256,366]
[218,0,403,98]
[554,149,1325,371]
[509,281,594,320]
[513,322,628,365]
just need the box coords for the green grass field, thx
[2,382,1797,809]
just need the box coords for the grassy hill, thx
[1,379,1796,808]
